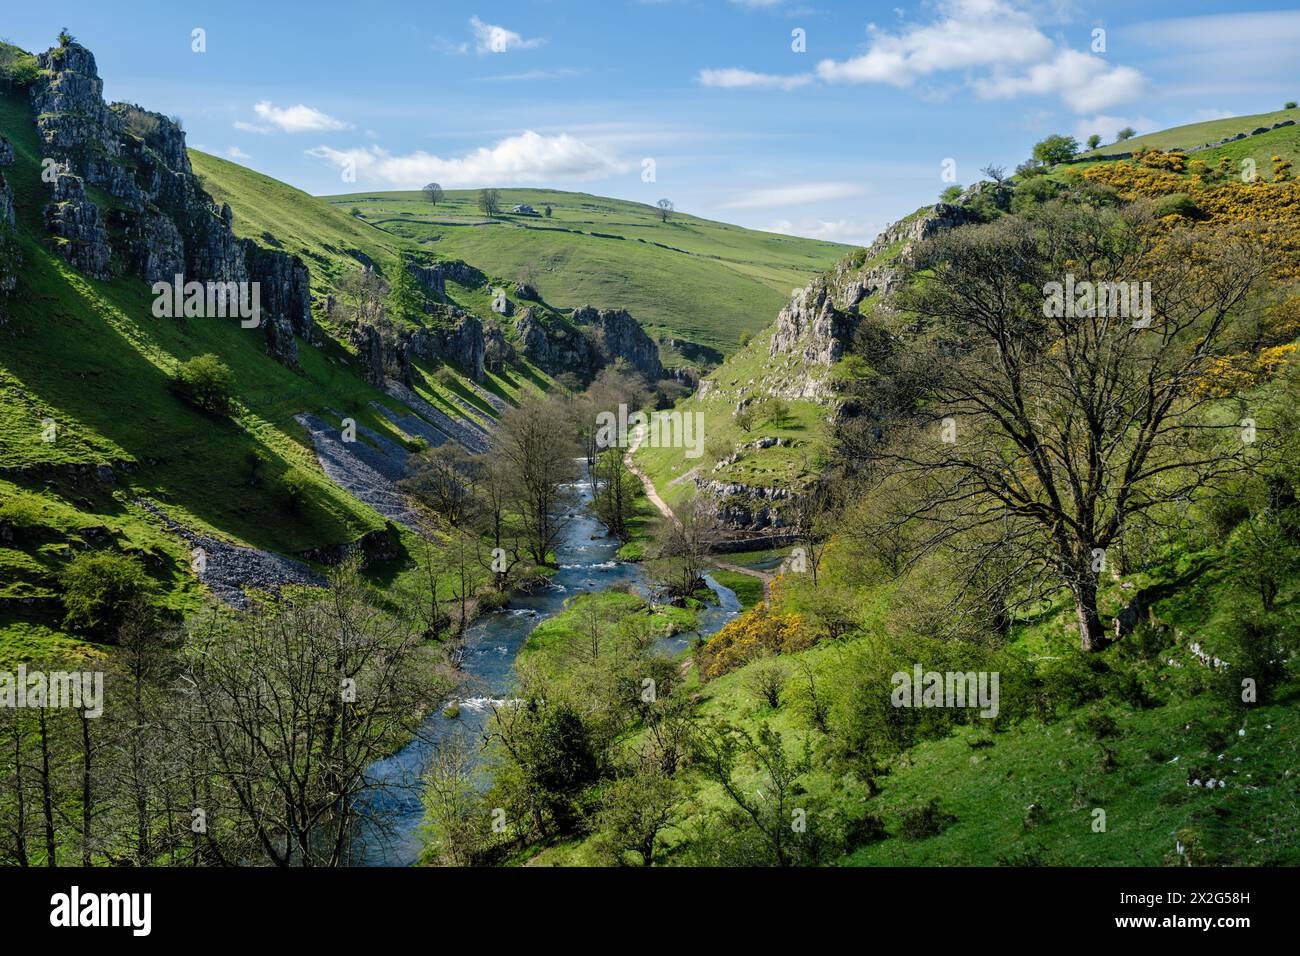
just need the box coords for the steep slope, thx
[631,201,978,540]
[0,40,544,662]
[326,187,850,364]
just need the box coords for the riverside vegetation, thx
[0,33,1297,868]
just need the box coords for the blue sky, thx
[6,1,1300,246]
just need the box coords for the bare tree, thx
[656,199,674,223]
[493,395,577,565]
[857,202,1276,650]
[422,182,444,205]
[649,494,717,600]
[181,559,452,866]
[478,188,501,217]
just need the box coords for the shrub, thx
[60,551,153,639]
[1154,192,1199,219]
[694,606,811,680]
[1215,612,1290,708]
[899,799,956,839]
[170,353,235,415]
[281,469,311,514]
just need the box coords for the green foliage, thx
[169,353,235,415]
[59,551,152,639]
[940,184,964,203]
[385,252,425,322]
[1032,134,1080,166]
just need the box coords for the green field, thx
[1080,107,1300,156]
[322,187,850,362]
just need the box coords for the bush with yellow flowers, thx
[694,604,813,681]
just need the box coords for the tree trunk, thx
[1072,576,1109,652]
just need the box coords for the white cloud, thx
[252,101,350,133]
[818,0,1052,86]
[722,182,865,209]
[307,131,628,188]
[226,146,251,160]
[730,0,784,7]
[478,68,587,83]
[816,0,1145,113]
[764,217,878,246]
[698,68,813,91]
[974,50,1146,114]
[469,16,543,55]
[233,120,270,134]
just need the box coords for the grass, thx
[633,326,829,510]
[518,589,699,678]
[322,188,850,361]
[0,84,548,664]
[708,570,764,610]
[1079,107,1300,157]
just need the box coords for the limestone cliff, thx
[26,41,313,364]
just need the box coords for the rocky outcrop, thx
[44,172,112,279]
[402,309,487,381]
[407,258,485,298]
[484,323,515,373]
[28,41,313,365]
[574,305,664,381]
[349,323,389,387]
[123,211,183,284]
[761,202,977,401]
[245,240,314,339]
[515,305,663,382]
[694,477,793,533]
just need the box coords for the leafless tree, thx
[855,202,1278,650]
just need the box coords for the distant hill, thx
[323,187,850,363]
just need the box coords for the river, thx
[350,470,742,866]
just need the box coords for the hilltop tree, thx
[980,164,1007,186]
[1086,134,1102,150]
[422,182,443,205]
[856,202,1276,651]
[656,199,674,223]
[1031,134,1079,167]
[1116,126,1137,142]
[478,188,501,217]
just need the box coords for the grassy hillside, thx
[190,150,404,302]
[323,187,849,362]
[0,85,550,665]
[1081,107,1300,156]
[633,323,829,513]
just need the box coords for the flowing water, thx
[351,472,741,866]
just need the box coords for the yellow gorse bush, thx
[694,604,812,680]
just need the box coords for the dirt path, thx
[624,425,775,606]
[624,423,680,529]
